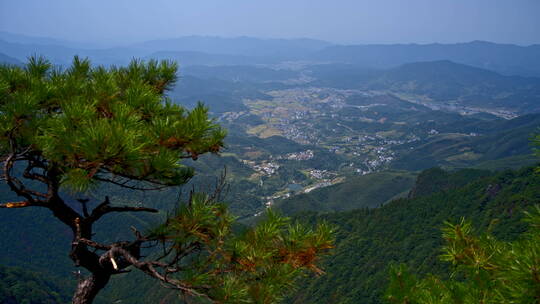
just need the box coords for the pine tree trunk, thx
[72,272,111,304]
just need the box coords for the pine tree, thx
[385,207,540,304]
[0,57,333,304]
[386,135,540,304]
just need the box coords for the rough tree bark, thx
[72,272,111,304]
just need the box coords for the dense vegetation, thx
[275,171,417,215]
[0,265,70,304]
[1,164,538,303]
[286,165,540,304]
[386,206,540,303]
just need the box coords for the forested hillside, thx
[287,165,540,304]
[274,171,417,215]
[0,265,70,304]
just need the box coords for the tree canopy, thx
[0,57,333,304]
[385,206,540,303]
[0,56,225,194]
[385,135,540,304]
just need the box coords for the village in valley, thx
[216,86,483,213]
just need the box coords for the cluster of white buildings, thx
[285,150,314,161]
[253,162,280,175]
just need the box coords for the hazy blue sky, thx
[1,0,539,45]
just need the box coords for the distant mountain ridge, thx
[0,31,102,49]
[1,31,539,77]
[312,40,540,77]
[146,50,268,66]
[131,36,333,57]
[0,52,21,65]
[0,33,332,66]
[0,39,149,66]
[312,60,540,113]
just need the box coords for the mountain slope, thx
[373,60,540,112]
[311,60,540,114]
[0,265,70,304]
[391,114,540,170]
[274,171,417,215]
[287,165,540,304]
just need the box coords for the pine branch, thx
[103,247,211,298]
[0,201,32,208]
[93,176,170,191]
[87,196,158,223]
[3,153,48,205]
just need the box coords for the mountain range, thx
[1,32,540,77]
[312,40,540,77]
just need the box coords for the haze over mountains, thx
[2,32,540,77]
[314,41,540,77]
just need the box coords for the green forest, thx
[287,165,540,303]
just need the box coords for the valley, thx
[0,32,539,304]
[181,80,539,219]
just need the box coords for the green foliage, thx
[472,154,540,171]
[0,56,226,192]
[533,132,540,173]
[407,168,491,199]
[386,206,540,304]
[533,132,540,153]
[287,166,540,304]
[0,265,70,304]
[148,194,334,303]
[275,171,417,215]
